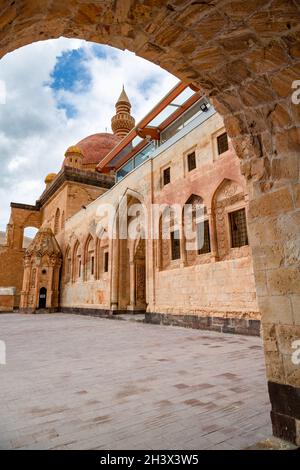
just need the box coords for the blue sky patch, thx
[57,101,77,119]
[49,48,91,92]
[47,47,92,118]
[92,44,108,59]
[138,77,158,96]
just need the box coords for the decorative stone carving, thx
[20,228,62,312]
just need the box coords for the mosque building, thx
[0,82,259,335]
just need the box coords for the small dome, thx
[75,133,121,165]
[44,173,57,184]
[65,145,83,156]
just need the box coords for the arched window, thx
[22,227,38,249]
[159,206,181,270]
[73,241,81,281]
[96,230,109,278]
[54,208,60,235]
[212,179,248,261]
[64,245,71,283]
[84,235,95,281]
[183,194,211,266]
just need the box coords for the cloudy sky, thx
[0,38,177,233]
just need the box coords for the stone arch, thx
[72,240,81,282]
[158,204,181,270]
[83,234,95,281]
[111,187,148,311]
[64,245,71,284]
[7,205,42,249]
[96,228,109,280]
[113,187,147,240]
[2,1,300,444]
[20,228,62,312]
[182,194,212,266]
[22,227,38,249]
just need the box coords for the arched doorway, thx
[38,287,47,309]
[22,227,38,249]
[113,190,148,313]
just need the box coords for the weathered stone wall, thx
[0,204,41,307]
[41,181,107,234]
[0,177,109,309]
[60,155,153,309]
[151,112,259,318]
[61,112,259,321]
[154,259,259,319]
[0,287,15,312]
[0,247,24,307]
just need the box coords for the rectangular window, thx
[217,132,229,155]
[163,167,171,186]
[79,260,81,277]
[171,230,181,260]
[229,208,248,248]
[197,220,211,254]
[187,151,196,172]
[91,256,94,276]
[104,252,109,272]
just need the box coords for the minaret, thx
[111,86,135,139]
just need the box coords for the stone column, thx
[20,259,30,309]
[46,265,54,309]
[34,265,41,310]
[247,182,300,446]
[208,208,218,261]
[179,224,187,267]
[129,259,136,309]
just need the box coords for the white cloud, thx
[0,38,177,231]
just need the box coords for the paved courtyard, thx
[0,313,271,450]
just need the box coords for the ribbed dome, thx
[76,133,120,165]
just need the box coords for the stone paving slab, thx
[0,313,272,450]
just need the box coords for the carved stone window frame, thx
[160,162,172,189]
[183,145,197,176]
[212,126,230,161]
[224,200,249,258]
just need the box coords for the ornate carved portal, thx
[20,227,62,313]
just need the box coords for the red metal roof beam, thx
[96,81,189,172]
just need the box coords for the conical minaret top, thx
[111,86,135,139]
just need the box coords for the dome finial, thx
[116,84,130,106]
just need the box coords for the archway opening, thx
[38,287,47,309]
[22,227,38,249]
